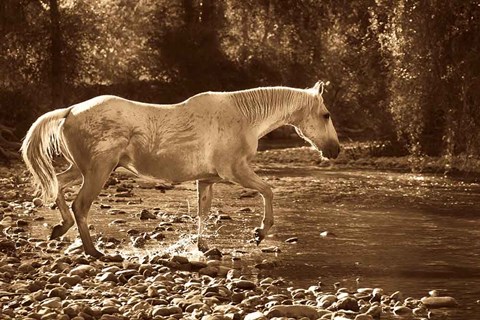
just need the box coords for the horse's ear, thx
[312,80,330,95]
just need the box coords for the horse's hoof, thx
[254,227,264,246]
[86,249,105,259]
[197,240,209,253]
[50,225,64,240]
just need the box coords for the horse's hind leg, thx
[50,165,82,240]
[197,180,213,252]
[222,161,273,245]
[72,158,117,258]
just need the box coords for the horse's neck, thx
[230,88,301,139]
[255,112,289,138]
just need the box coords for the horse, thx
[21,81,340,258]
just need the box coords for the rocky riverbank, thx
[0,235,459,320]
[0,152,466,320]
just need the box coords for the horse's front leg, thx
[224,162,273,245]
[197,180,213,252]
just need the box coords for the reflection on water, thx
[32,167,480,319]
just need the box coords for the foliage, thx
[0,0,478,159]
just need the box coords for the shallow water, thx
[32,165,480,319]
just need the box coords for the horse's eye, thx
[323,113,330,120]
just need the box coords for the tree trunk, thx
[49,0,64,108]
[0,124,20,163]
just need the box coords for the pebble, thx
[234,280,257,290]
[244,311,267,320]
[354,314,374,320]
[285,236,298,243]
[420,296,459,308]
[69,265,98,277]
[139,209,157,220]
[59,275,82,286]
[266,305,319,319]
[393,305,412,316]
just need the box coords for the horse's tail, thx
[21,107,73,204]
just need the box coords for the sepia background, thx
[1,0,480,165]
[1,1,480,320]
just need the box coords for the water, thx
[32,166,480,318]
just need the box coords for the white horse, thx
[21,82,340,258]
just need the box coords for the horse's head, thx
[291,81,340,159]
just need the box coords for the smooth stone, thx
[429,290,440,297]
[97,272,118,283]
[41,297,62,309]
[366,305,382,318]
[390,290,403,301]
[115,269,138,278]
[266,305,319,319]
[244,311,267,320]
[140,209,157,220]
[47,287,68,300]
[59,275,82,286]
[285,237,298,243]
[99,254,124,263]
[336,297,359,312]
[261,246,281,253]
[69,265,97,277]
[101,306,120,315]
[198,266,218,277]
[204,248,222,258]
[393,306,412,316]
[420,296,458,308]
[171,256,189,264]
[354,314,374,320]
[234,280,256,290]
[151,306,182,317]
[318,294,336,308]
[188,260,207,270]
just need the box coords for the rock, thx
[393,306,412,316]
[198,266,218,277]
[320,231,337,237]
[285,237,298,243]
[190,260,208,270]
[366,305,382,318]
[390,290,403,301]
[69,265,97,278]
[234,280,256,290]
[171,255,189,264]
[354,314,374,320]
[244,311,266,320]
[0,239,15,252]
[420,296,458,308]
[318,294,336,308]
[31,197,43,207]
[99,254,124,263]
[266,305,319,319]
[151,306,182,317]
[261,246,281,253]
[59,275,82,286]
[336,297,359,312]
[139,209,156,220]
[16,219,29,227]
[204,248,222,258]
[48,287,68,300]
[101,306,120,315]
[429,289,440,297]
[41,297,62,309]
[97,272,117,283]
[110,219,127,225]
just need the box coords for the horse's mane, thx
[229,87,316,124]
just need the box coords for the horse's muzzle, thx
[323,143,340,159]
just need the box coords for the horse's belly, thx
[127,148,216,182]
